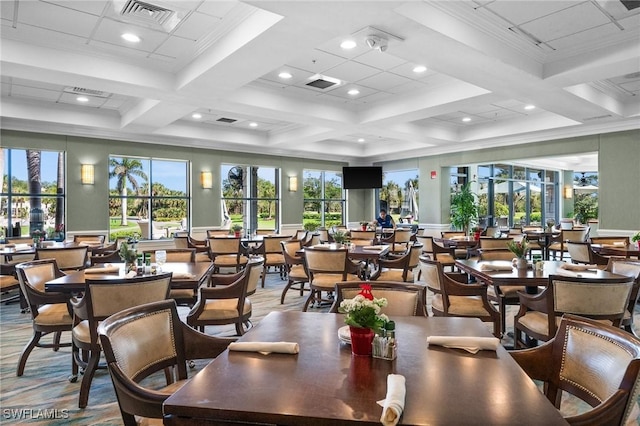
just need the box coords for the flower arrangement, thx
[632,232,640,243]
[338,284,388,331]
[232,224,243,232]
[332,229,349,244]
[507,238,529,259]
[31,229,46,240]
[119,242,138,264]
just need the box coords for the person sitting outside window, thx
[375,209,395,229]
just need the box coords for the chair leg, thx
[281,280,294,304]
[235,321,245,336]
[302,290,317,312]
[16,331,42,376]
[261,266,267,288]
[52,331,62,351]
[78,349,100,408]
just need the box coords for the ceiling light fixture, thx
[340,40,357,49]
[249,122,258,127]
[357,138,365,142]
[413,65,427,73]
[524,105,536,110]
[462,117,471,122]
[365,35,388,52]
[278,72,292,79]
[121,33,141,43]
[192,113,202,119]
[76,96,89,102]
[348,89,360,96]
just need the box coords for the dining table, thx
[591,243,640,259]
[522,229,561,260]
[44,262,212,293]
[297,244,391,279]
[163,311,568,425]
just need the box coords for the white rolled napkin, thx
[559,263,597,271]
[228,341,299,354]
[427,336,500,354]
[125,271,137,278]
[84,265,120,274]
[377,374,406,426]
[363,245,385,250]
[479,262,513,271]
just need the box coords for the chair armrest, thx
[70,294,89,321]
[378,255,408,268]
[180,323,237,360]
[443,275,488,297]
[209,271,243,286]
[445,272,468,283]
[199,284,244,299]
[509,340,554,382]
[564,390,628,426]
[516,289,549,313]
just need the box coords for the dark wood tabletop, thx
[455,259,622,287]
[163,311,568,425]
[298,244,391,261]
[591,243,640,258]
[45,262,212,292]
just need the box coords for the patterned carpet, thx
[1,269,638,425]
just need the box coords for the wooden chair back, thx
[35,246,88,270]
[330,281,427,316]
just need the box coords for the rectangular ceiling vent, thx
[113,0,183,32]
[621,0,640,11]
[216,117,237,124]
[306,78,338,90]
[583,114,612,121]
[63,87,110,98]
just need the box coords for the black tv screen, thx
[342,166,383,189]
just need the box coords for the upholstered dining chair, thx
[349,230,376,245]
[89,250,122,265]
[14,259,72,376]
[143,248,196,263]
[414,235,434,259]
[73,234,106,246]
[302,246,362,312]
[419,257,501,338]
[257,235,290,287]
[385,229,413,255]
[98,299,235,426]
[479,236,513,250]
[589,236,630,246]
[513,274,634,349]
[605,258,640,336]
[186,259,263,335]
[548,228,590,260]
[370,242,422,282]
[279,239,309,304]
[329,281,427,317]
[207,236,248,273]
[565,241,609,267]
[69,273,172,408]
[510,314,640,426]
[35,246,89,271]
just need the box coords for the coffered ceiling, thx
[1,0,638,167]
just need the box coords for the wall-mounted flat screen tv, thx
[342,166,383,189]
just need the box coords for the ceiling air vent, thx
[63,87,110,98]
[620,0,640,11]
[583,114,612,121]
[306,78,338,90]
[113,0,183,32]
[216,117,237,124]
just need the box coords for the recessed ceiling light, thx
[413,65,427,73]
[524,105,536,110]
[357,138,365,142]
[347,89,360,96]
[192,113,202,119]
[462,117,471,122]
[278,72,292,79]
[340,40,357,49]
[121,33,141,43]
[249,122,258,127]
[76,96,89,102]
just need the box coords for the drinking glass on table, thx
[155,250,167,272]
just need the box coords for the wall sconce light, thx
[81,164,94,185]
[563,186,573,199]
[289,176,298,192]
[201,171,213,189]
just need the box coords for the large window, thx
[1,148,65,239]
[303,170,344,229]
[109,156,188,240]
[380,169,419,223]
[222,164,279,234]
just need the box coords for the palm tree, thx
[109,158,148,226]
[55,152,64,232]
[26,150,42,235]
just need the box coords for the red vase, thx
[361,225,367,231]
[349,326,374,356]
[234,231,241,238]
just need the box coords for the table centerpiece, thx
[507,238,529,269]
[338,284,388,356]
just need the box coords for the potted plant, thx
[632,232,640,249]
[471,226,483,241]
[119,242,138,273]
[338,284,388,356]
[359,221,369,231]
[450,182,479,236]
[507,239,529,269]
[331,229,348,245]
[232,224,243,237]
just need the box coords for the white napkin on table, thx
[363,245,385,250]
[171,272,196,280]
[84,264,120,274]
[479,262,514,271]
[377,374,406,426]
[427,336,500,354]
[559,263,598,271]
[228,341,299,355]
[125,271,137,278]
